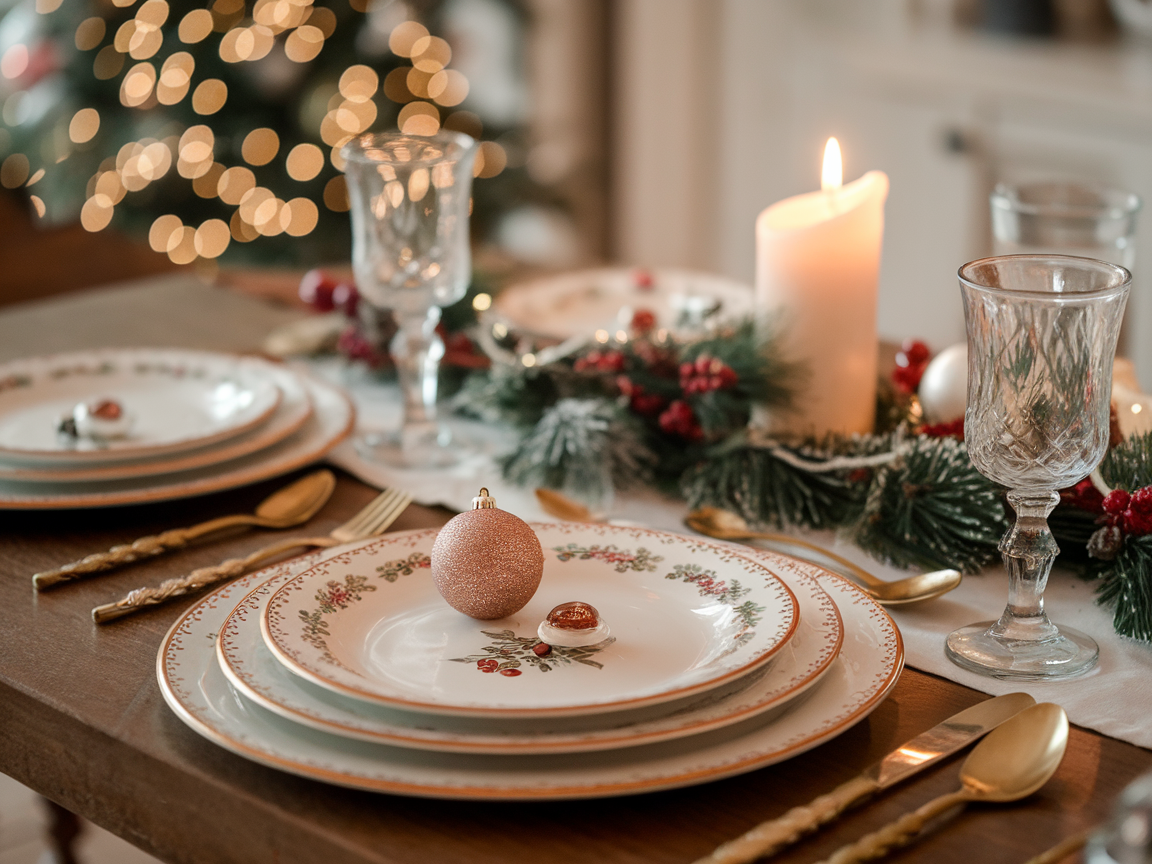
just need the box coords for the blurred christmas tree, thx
[0,0,542,270]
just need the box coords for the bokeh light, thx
[1,154,29,188]
[286,143,324,181]
[323,175,349,211]
[192,79,227,114]
[242,128,279,166]
[285,25,324,63]
[179,9,214,43]
[75,18,106,51]
[68,109,100,144]
[388,21,429,57]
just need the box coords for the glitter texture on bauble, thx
[431,488,545,619]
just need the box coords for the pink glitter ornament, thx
[431,488,544,620]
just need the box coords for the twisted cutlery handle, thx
[695,775,879,863]
[818,790,969,864]
[91,535,336,623]
[33,515,256,590]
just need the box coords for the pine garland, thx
[682,433,1005,574]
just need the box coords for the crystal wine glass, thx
[947,254,1130,680]
[341,131,479,468]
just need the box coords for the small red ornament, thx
[431,488,544,620]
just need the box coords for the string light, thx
[18,6,500,260]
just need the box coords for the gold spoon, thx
[685,507,962,606]
[33,469,337,590]
[818,702,1068,864]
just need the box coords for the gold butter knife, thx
[694,692,1037,864]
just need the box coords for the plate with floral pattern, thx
[158,551,902,800]
[261,524,799,718]
[219,539,841,753]
[0,348,283,464]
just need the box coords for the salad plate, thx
[0,363,312,483]
[0,348,283,464]
[261,524,799,718]
[219,538,841,753]
[0,372,352,509]
[159,551,903,800]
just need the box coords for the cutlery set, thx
[33,469,412,624]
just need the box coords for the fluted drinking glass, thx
[342,131,478,468]
[947,254,1130,680]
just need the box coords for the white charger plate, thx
[492,267,755,341]
[261,525,799,718]
[0,364,313,483]
[158,551,903,800]
[218,538,842,753]
[0,349,283,464]
[0,372,353,509]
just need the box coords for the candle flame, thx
[821,137,842,192]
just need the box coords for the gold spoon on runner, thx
[33,469,338,589]
[684,506,961,606]
[818,702,1069,864]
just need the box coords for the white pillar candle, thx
[755,142,888,438]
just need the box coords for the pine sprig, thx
[853,436,1006,574]
[501,398,654,499]
[1083,536,1152,641]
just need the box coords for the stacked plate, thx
[158,522,904,800]
[0,348,354,509]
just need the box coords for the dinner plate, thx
[491,267,755,341]
[158,552,903,800]
[0,364,313,483]
[0,372,353,509]
[0,348,283,464]
[218,537,842,754]
[261,525,799,718]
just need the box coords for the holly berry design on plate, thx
[451,629,615,675]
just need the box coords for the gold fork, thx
[92,486,413,624]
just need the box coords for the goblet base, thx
[945,620,1099,681]
[355,429,460,469]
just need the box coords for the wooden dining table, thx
[1,276,1151,864]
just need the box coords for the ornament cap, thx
[472,487,496,509]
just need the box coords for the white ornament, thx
[918,343,967,424]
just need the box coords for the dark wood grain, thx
[1,470,1148,864]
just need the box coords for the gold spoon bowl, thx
[684,506,962,606]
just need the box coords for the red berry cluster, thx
[616,376,667,416]
[476,659,522,676]
[630,308,657,334]
[920,418,964,440]
[679,354,738,394]
[892,339,930,395]
[573,349,625,374]
[633,269,655,291]
[299,268,358,316]
[658,400,703,442]
[1102,487,1152,537]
